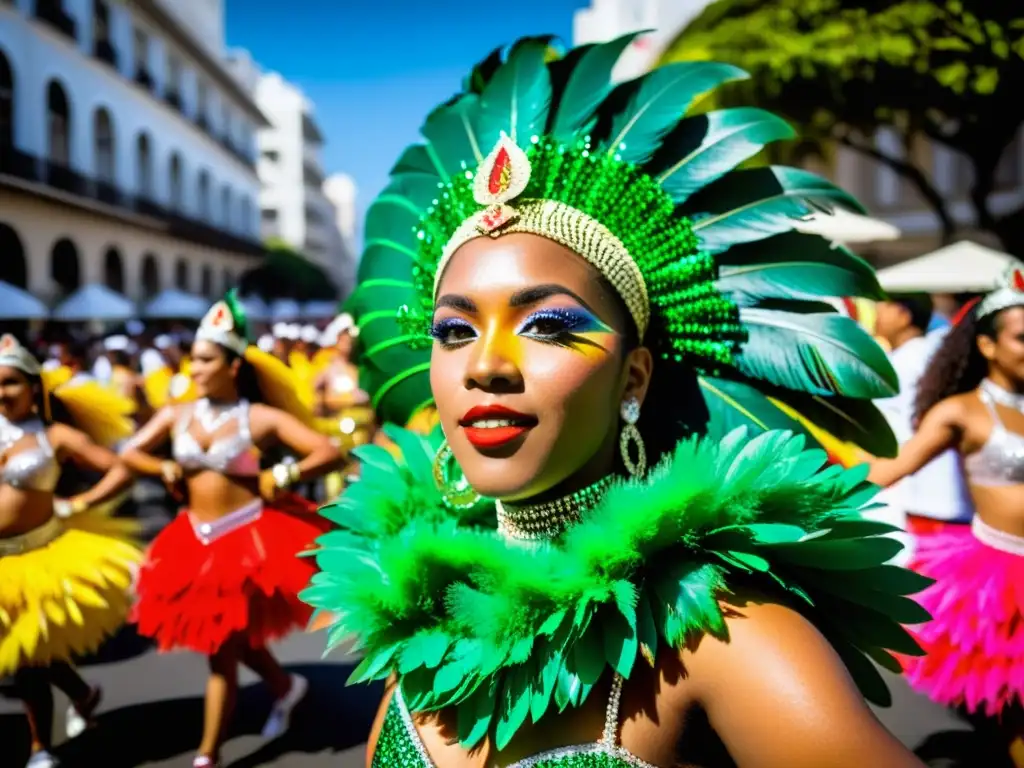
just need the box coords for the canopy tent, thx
[794,209,901,244]
[0,281,49,320]
[239,294,271,322]
[53,284,134,322]
[302,300,338,320]
[876,241,1014,293]
[141,289,208,320]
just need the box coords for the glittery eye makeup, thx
[516,307,613,351]
[430,317,477,348]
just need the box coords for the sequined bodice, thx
[964,384,1024,487]
[172,400,260,476]
[0,417,59,492]
[371,677,657,768]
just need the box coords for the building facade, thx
[574,0,1024,267]
[235,65,352,293]
[0,0,266,304]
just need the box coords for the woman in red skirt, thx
[122,292,341,768]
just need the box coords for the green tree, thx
[239,239,340,301]
[662,0,1024,253]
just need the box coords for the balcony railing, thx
[34,0,77,42]
[0,146,264,258]
[134,66,154,91]
[94,39,118,69]
[197,114,210,132]
[164,90,182,112]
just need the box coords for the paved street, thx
[0,491,1011,767]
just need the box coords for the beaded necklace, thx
[496,476,614,540]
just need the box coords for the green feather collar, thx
[301,425,931,750]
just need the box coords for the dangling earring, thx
[619,396,646,477]
[433,438,481,510]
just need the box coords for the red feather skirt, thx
[131,495,330,655]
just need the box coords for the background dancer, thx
[121,292,341,768]
[870,263,1024,766]
[0,335,139,768]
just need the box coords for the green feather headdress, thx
[348,34,897,456]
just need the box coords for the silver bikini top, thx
[964,380,1024,487]
[172,399,260,477]
[0,416,60,492]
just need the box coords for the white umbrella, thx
[302,300,338,320]
[0,281,48,320]
[142,289,209,320]
[876,241,1014,293]
[53,284,134,321]
[240,294,271,322]
[794,209,901,244]
[270,298,301,321]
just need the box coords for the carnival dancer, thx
[122,292,342,768]
[869,263,1024,766]
[301,36,929,767]
[0,335,140,768]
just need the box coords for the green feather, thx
[422,95,484,178]
[475,40,552,148]
[654,107,795,203]
[549,31,642,140]
[603,61,748,165]
[737,308,898,398]
[390,144,438,177]
[718,257,883,307]
[686,166,866,255]
[766,387,897,458]
[699,375,816,442]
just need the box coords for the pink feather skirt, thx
[902,522,1024,716]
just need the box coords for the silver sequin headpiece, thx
[0,334,41,376]
[977,261,1024,320]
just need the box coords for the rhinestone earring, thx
[432,438,481,510]
[619,396,646,477]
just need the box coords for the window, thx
[261,208,278,221]
[141,253,160,298]
[46,80,71,165]
[221,185,232,227]
[93,0,110,42]
[261,150,279,163]
[221,104,232,146]
[197,79,209,125]
[169,152,183,210]
[103,247,124,293]
[0,51,13,149]
[239,196,251,233]
[201,265,213,297]
[94,107,115,184]
[136,132,152,197]
[198,170,211,215]
[134,27,148,72]
[175,258,189,291]
[166,53,182,96]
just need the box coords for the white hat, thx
[272,322,289,338]
[300,324,320,343]
[139,348,167,377]
[154,334,174,350]
[103,335,135,353]
[284,323,301,341]
[257,334,275,352]
[321,313,358,347]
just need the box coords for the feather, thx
[767,389,897,458]
[422,95,484,177]
[737,308,898,398]
[654,107,795,203]
[476,40,553,148]
[390,144,439,177]
[699,375,815,442]
[686,166,865,255]
[549,31,643,141]
[603,61,748,165]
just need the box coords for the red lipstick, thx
[459,404,537,449]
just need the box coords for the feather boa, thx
[302,425,931,749]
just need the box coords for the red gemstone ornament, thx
[1013,269,1024,292]
[488,147,512,195]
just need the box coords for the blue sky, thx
[226,0,589,240]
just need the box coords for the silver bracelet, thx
[271,462,300,490]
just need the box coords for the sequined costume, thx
[301,34,929,765]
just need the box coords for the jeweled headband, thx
[195,296,249,357]
[0,334,41,376]
[976,262,1024,320]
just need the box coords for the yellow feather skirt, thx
[0,502,142,676]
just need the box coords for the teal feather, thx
[763,387,898,457]
[655,107,795,203]
[603,61,748,165]
[686,166,866,255]
[390,144,439,177]
[475,40,552,148]
[549,31,643,141]
[717,257,883,306]
[422,95,484,177]
[737,308,898,398]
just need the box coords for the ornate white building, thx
[0,0,267,303]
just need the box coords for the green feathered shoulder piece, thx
[302,425,931,750]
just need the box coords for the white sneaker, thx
[192,757,219,768]
[65,686,101,739]
[260,673,308,739]
[26,751,60,768]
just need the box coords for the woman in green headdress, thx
[303,35,928,767]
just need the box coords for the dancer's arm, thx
[867,396,964,488]
[49,424,135,508]
[120,406,180,480]
[250,404,343,497]
[694,598,925,768]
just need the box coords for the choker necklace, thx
[981,379,1024,412]
[496,476,614,541]
[194,398,242,435]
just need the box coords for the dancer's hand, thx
[259,468,281,503]
[160,460,184,500]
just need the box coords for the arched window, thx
[94,107,115,185]
[174,257,189,291]
[102,246,124,293]
[0,223,27,288]
[200,264,213,297]
[141,252,160,298]
[46,80,71,165]
[136,132,153,198]
[239,196,251,235]
[198,169,211,217]
[50,238,81,298]
[169,152,183,211]
[0,50,14,149]
[221,185,232,228]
